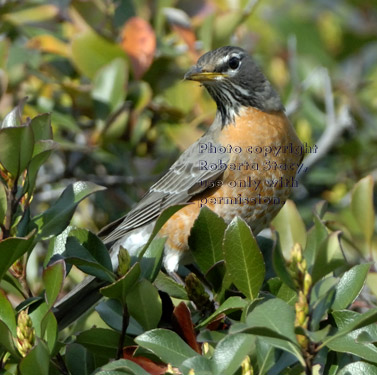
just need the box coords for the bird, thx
[54,46,303,328]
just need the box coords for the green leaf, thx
[154,271,188,300]
[272,200,307,257]
[0,125,34,177]
[311,231,346,283]
[322,308,377,348]
[71,30,126,79]
[0,320,20,357]
[76,327,121,358]
[92,58,128,114]
[337,362,377,375]
[197,296,248,329]
[135,329,199,367]
[0,289,16,336]
[29,113,52,142]
[139,237,165,282]
[351,175,375,247]
[95,299,123,332]
[246,299,298,343]
[0,182,7,224]
[272,232,296,290]
[25,145,55,196]
[19,341,50,375]
[181,356,213,375]
[126,279,162,330]
[0,235,35,281]
[29,301,49,337]
[244,299,304,365]
[96,359,151,375]
[304,213,329,271]
[64,236,115,282]
[325,310,377,363]
[332,263,371,310]
[100,263,141,305]
[1,97,27,128]
[65,343,95,375]
[42,259,65,308]
[31,181,106,240]
[189,206,227,274]
[212,333,254,375]
[68,227,113,271]
[223,217,265,300]
[41,311,57,354]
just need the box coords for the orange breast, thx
[159,107,303,253]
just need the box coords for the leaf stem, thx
[116,304,129,359]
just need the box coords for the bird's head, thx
[184,46,284,126]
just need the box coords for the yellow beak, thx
[184,66,227,82]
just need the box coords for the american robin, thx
[54,46,303,327]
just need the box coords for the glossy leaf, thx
[139,237,165,282]
[332,263,371,310]
[0,320,19,357]
[135,329,199,367]
[65,343,95,375]
[29,113,52,142]
[153,271,188,300]
[64,236,115,282]
[0,97,27,128]
[272,200,307,256]
[223,217,265,300]
[95,299,123,332]
[100,263,141,305]
[42,259,65,308]
[76,327,121,358]
[180,356,212,375]
[304,213,329,270]
[31,181,106,240]
[126,279,162,330]
[197,296,248,329]
[0,236,35,281]
[244,299,304,365]
[19,341,50,375]
[326,310,377,363]
[0,290,16,336]
[0,125,34,177]
[337,362,377,375]
[41,311,58,354]
[212,333,254,375]
[322,308,377,348]
[67,227,112,271]
[189,206,227,273]
[96,359,151,375]
[272,232,296,290]
[29,301,49,337]
[311,231,346,283]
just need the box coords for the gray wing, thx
[101,131,228,244]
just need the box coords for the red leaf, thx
[123,346,167,375]
[120,17,156,79]
[172,302,201,354]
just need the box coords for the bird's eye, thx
[228,56,240,70]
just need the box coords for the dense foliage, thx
[0,1,376,374]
